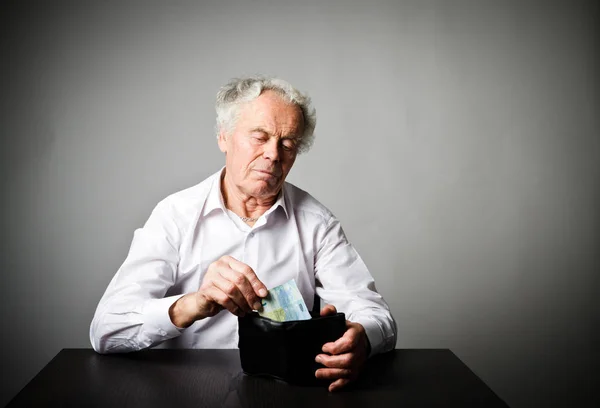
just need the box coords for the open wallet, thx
[237,311,346,386]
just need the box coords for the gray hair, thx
[215,75,317,154]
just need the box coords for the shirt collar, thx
[202,170,226,216]
[202,167,289,219]
[270,184,289,219]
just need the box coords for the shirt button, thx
[249,232,255,238]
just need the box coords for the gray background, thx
[1,0,598,407]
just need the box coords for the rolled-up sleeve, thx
[90,198,184,354]
[314,216,397,356]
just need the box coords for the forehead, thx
[237,91,304,136]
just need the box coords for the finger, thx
[322,326,360,355]
[217,267,262,312]
[315,367,354,381]
[223,256,268,298]
[212,272,251,313]
[329,378,351,392]
[320,304,337,317]
[203,285,245,317]
[315,353,354,369]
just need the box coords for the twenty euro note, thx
[258,279,311,322]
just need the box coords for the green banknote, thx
[258,279,312,322]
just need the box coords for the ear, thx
[217,129,228,153]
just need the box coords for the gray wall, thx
[1,1,598,406]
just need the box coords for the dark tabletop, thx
[7,349,508,408]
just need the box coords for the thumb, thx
[320,304,337,317]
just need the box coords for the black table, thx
[7,349,508,407]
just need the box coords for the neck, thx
[220,170,279,220]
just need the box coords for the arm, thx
[313,216,397,391]
[90,198,269,353]
[314,216,397,356]
[89,198,184,354]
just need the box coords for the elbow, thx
[89,319,109,354]
[89,318,126,354]
[90,333,131,354]
[387,314,398,352]
[91,341,110,355]
[90,333,110,354]
[89,321,142,354]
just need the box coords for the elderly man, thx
[90,76,397,391]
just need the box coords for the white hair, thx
[215,75,317,154]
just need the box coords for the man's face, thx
[218,90,304,199]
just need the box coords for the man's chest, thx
[171,214,318,300]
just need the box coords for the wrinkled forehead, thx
[238,91,305,136]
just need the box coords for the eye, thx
[252,135,267,144]
[281,138,297,151]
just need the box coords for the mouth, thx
[254,169,281,178]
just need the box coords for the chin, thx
[249,182,280,197]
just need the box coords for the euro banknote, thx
[258,279,311,322]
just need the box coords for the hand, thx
[315,305,370,392]
[169,256,267,327]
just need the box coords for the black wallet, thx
[238,311,346,386]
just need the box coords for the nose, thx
[262,139,280,162]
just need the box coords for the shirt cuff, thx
[350,316,384,357]
[141,295,186,340]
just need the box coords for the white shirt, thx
[90,169,397,355]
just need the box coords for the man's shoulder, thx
[167,173,216,202]
[154,171,218,217]
[283,181,335,224]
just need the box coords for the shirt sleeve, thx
[89,198,185,354]
[314,216,397,356]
